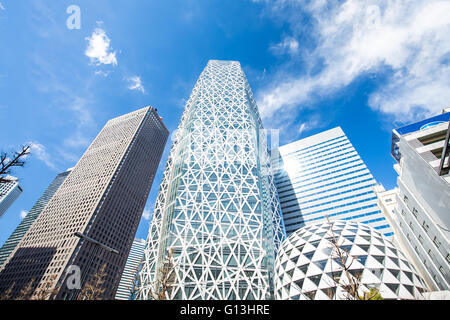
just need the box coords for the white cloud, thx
[85,28,117,66]
[28,141,58,171]
[63,97,94,149]
[257,0,450,122]
[269,36,300,56]
[142,208,152,220]
[94,70,110,77]
[297,123,311,136]
[126,76,145,93]
[0,2,5,10]
[20,210,28,219]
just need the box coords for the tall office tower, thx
[0,107,169,300]
[0,169,71,268]
[115,238,146,300]
[0,176,23,218]
[387,109,450,291]
[137,60,285,300]
[271,127,392,237]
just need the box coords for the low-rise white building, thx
[387,109,450,291]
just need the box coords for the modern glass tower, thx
[115,238,146,300]
[271,127,393,237]
[0,177,23,219]
[137,60,285,300]
[0,169,71,268]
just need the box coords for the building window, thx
[401,209,406,216]
[403,195,408,203]
[418,235,424,244]
[428,249,435,260]
[439,266,446,276]
[433,275,443,289]
[412,208,419,219]
[422,221,430,233]
[446,254,450,264]
[433,236,441,249]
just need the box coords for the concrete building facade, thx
[385,110,450,291]
[0,107,169,300]
[0,170,71,268]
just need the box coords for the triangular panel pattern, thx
[274,220,427,300]
[137,60,286,300]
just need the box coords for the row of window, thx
[275,147,357,182]
[282,191,376,216]
[278,175,374,201]
[276,156,362,188]
[279,135,347,158]
[284,204,380,228]
[283,196,378,221]
[278,169,371,197]
[400,193,449,289]
[281,183,376,210]
[275,142,354,176]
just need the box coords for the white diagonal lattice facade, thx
[275,221,427,300]
[137,60,285,300]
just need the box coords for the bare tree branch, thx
[326,216,383,300]
[128,271,140,299]
[79,263,108,300]
[32,275,59,300]
[0,145,30,184]
[0,283,14,300]
[15,278,35,300]
[149,247,177,300]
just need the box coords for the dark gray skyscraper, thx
[0,169,71,268]
[0,106,169,300]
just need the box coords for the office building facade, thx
[115,238,145,300]
[137,60,285,300]
[0,177,23,219]
[388,110,450,291]
[271,127,392,237]
[0,170,71,268]
[0,107,169,300]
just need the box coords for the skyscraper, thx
[115,238,145,300]
[0,177,23,219]
[271,127,392,237]
[0,107,169,300]
[0,169,71,268]
[386,109,450,291]
[137,60,285,300]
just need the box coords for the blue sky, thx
[0,0,449,246]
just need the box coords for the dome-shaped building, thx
[274,220,427,300]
